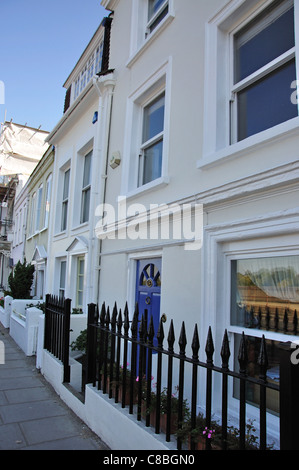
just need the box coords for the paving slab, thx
[0,323,109,451]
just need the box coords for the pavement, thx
[0,323,109,451]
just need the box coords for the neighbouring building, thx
[11,178,28,268]
[0,121,49,290]
[24,146,54,299]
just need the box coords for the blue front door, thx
[136,258,161,344]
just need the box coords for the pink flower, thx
[203,427,215,439]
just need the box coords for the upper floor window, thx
[43,174,52,229]
[29,192,36,236]
[139,92,165,186]
[122,60,170,196]
[35,183,43,232]
[80,151,92,224]
[202,0,299,163]
[73,40,104,102]
[61,168,70,232]
[128,0,174,65]
[147,0,169,35]
[231,0,297,142]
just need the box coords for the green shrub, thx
[8,260,34,299]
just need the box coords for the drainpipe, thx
[91,74,115,304]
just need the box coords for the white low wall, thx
[41,349,176,450]
[0,295,13,328]
[36,313,87,370]
[9,300,42,356]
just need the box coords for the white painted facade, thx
[92,0,299,444]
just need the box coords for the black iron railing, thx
[85,302,299,451]
[44,294,71,383]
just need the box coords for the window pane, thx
[148,0,166,19]
[60,261,66,289]
[148,5,168,32]
[61,201,68,231]
[233,335,279,414]
[77,258,84,308]
[63,169,70,200]
[77,291,83,307]
[44,176,52,228]
[231,255,299,334]
[83,151,92,188]
[237,59,297,141]
[95,42,103,74]
[142,93,165,143]
[142,139,163,185]
[35,186,43,231]
[79,259,84,275]
[81,187,90,223]
[234,0,294,83]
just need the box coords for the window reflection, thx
[231,255,299,334]
[233,334,280,414]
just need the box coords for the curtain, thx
[236,255,299,303]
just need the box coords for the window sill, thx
[228,325,299,345]
[126,12,175,68]
[198,117,299,170]
[71,222,89,232]
[26,231,39,241]
[124,176,169,200]
[53,230,67,239]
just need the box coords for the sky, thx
[0,0,109,133]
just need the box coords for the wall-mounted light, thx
[109,151,121,169]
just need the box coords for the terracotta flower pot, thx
[188,435,206,450]
[160,413,178,434]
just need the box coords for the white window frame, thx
[61,168,70,232]
[59,259,67,299]
[80,150,92,224]
[19,208,23,245]
[121,60,171,198]
[138,91,165,187]
[30,192,36,236]
[76,256,85,310]
[95,41,104,74]
[72,38,104,104]
[43,173,52,229]
[201,0,299,168]
[127,0,174,67]
[146,0,169,36]
[230,0,296,144]
[35,183,43,233]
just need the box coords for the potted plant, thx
[176,413,222,450]
[142,386,191,435]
